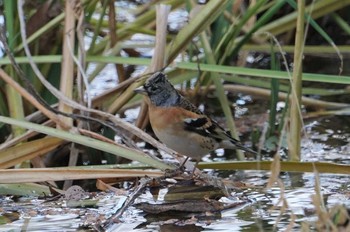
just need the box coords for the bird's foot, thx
[164,168,183,178]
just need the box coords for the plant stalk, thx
[289,0,305,161]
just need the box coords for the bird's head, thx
[134,72,180,107]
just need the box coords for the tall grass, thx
[0,0,349,190]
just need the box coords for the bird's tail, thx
[221,139,258,155]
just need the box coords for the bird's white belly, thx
[153,128,217,161]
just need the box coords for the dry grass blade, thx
[0,137,64,169]
[213,85,350,110]
[266,154,281,188]
[0,115,173,170]
[0,168,163,183]
[58,0,76,127]
[312,169,337,231]
[198,161,350,174]
[289,0,305,161]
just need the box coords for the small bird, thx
[134,72,257,173]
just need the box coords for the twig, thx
[101,177,152,229]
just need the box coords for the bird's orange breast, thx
[148,104,200,130]
[146,104,217,159]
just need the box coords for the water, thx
[124,171,349,232]
[2,162,348,231]
[0,193,127,231]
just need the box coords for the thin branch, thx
[101,177,152,229]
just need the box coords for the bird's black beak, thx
[134,85,147,95]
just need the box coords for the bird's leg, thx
[178,156,189,171]
[190,160,200,178]
[164,157,190,177]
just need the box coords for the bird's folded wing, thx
[183,117,257,154]
[183,116,228,141]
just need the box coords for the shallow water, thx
[123,171,349,232]
[1,171,349,231]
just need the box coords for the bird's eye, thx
[150,86,157,92]
[154,76,161,84]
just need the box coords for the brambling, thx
[134,72,257,172]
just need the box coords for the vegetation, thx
[0,0,349,230]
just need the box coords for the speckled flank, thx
[200,137,216,150]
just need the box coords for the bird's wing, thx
[178,96,256,154]
[178,96,204,115]
[183,116,230,141]
[183,116,257,154]
[178,95,237,141]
